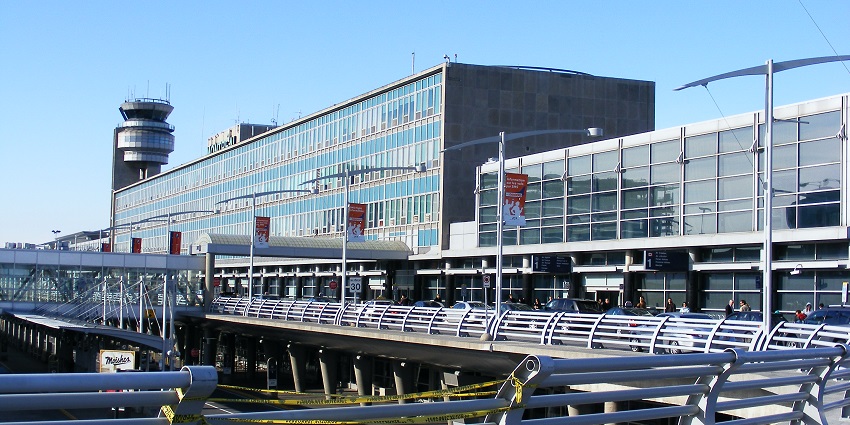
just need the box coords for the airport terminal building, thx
[106,61,849,315]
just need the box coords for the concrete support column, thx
[318,349,339,399]
[181,325,195,365]
[687,248,700,311]
[221,333,236,384]
[245,337,257,380]
[569,254,581,298]
[566,387,585,416]
[287,344,307,393]
[445,259,455,306]
[623,250,635,306]
[604,400,619,425]
[201,328,217,366]
[392,360,415,404]
[353,354,373,405]
[263,339,282,389]
[56,332,74,373]
[204,253,215,310]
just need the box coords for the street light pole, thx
[51,230,61,250]
[301,164,426,305]
[443,128,603,330]
[675,54,850,331]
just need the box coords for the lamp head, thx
[587,128,604,137]
[790,264,803,275]
[414,163,427,173]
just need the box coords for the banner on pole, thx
[503,173,528,226]
[132,238,142,254]
[169,231,182,255]
[347,203,366,242]
[254,216,271,248]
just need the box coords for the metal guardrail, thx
[210,296,850,353]
[1,346,848,424]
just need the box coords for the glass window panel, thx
[772,144,797,170]
[650,217,678,236]
[622,166,649,188]
[800,164,840,192]
[776,244,816,260]
[568,155,591,176]
[541,226,564,243]
[593,172,618,192]
[705,273,734,290]
[481,173,498,190]
[592,192,617,212]
[591,222,617,240]
[526,182,542,201]
[668,273,687,290]
[623,145,649,167]
[568,195,590,215]
[705,248,733,263]
[593,150,618,172]
[718,175,752,200]
[523,163,543,182]
[816,243,847,260]
[567,225,590,242]
[650,162,679,185]
[798,203,840,228]
[685,203,715,214]
[520,228,540,245]
[479,206,498,223]
[778,274,813,291]
[641,274,665,290]
[479,232,496,247]
[684,213,716,234]
[542,217,563,226]
[651,184,679,206]
[542,180,564,198]
[734,274,760,291]
[622,210,648,219]
[568,214,590,224]
[651,140,680,163]
[736,246,761,261]
[799,138,840,167]
[718,199,751,212]
[524,201,540,219]
[543,160,565,180]
[622,188,649,209]
[799,111,840,141]
[650,206,677,217]
[568,175,591,195]
[621,220,648,239]
[685,157,716,181]
[772,169,796,195]
[685,133,717,157]
[593,211,617,222]
[718,152,753,176]
[542,199,564,217]
[479,189,498,206]
[773,120,797,145]
[817,272,850,290]
[684,180,716,203]
[502,229,517,245]
[718,211,751,233]
[719,127,753,153]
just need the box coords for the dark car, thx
[413,300,444,308]
[605,307,656,317]
[500,302,535,313]
[544,298,604,314]
[803,307,850,326]
[725,311,787,328]
[304,296,335,303]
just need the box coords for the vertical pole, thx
[763,60,774,331]
[343,165,349,305]
[249,192,256,299]
[494,132,506,328]
[139,276,144,334]
[163,213,170,371]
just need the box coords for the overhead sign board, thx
[644,250,690,271]
[532,255,571,274]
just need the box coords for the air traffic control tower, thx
[111,98,175,191]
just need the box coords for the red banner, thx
[101,243,111,253]
[169,231,182,255]
[347,203,366,242]
[254,216,270,248]
[503,173,529,226]
[131,238,142,254]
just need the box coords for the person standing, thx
[725,299,735,317]
[665,298,676,313]
[739,300,751,312]
[680,302,691,313]
[803,303,813,317]
[636,296,647,309]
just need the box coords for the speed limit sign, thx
[483,275,491,288]
[349,277,362,293]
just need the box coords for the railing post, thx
[160,365,218,425]
[486,355,555,425]
[792,345,846,424]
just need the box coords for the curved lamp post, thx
[442,128,603,331]
[301,164,426,305]
[676,54,850,331]
[216,189,316,299]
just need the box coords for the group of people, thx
[793,302,822,322]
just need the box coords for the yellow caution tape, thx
[210,405,515,424]
[510,372,524,404]
[162,404,205,424]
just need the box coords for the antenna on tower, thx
[271,104,279,125]
[411,51,415,75]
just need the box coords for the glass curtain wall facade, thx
[113,73,444,254]
[471,94,849,314]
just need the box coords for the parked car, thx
[304,296,335,303]
[803,307,850,326]
[725,311,787,328]
[452,301,490,310]
[413,300,444,308]
[605,307,656,317]
[630,312,714,353]
[544,298,603,314]
[500,302,535,313]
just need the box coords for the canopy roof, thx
[191,233,413,260]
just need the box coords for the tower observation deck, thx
[112,98,175,190]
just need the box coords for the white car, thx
[451,301,490,310]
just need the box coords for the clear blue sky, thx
[1,1,849,244]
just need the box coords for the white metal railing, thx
[209,296,850,353]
